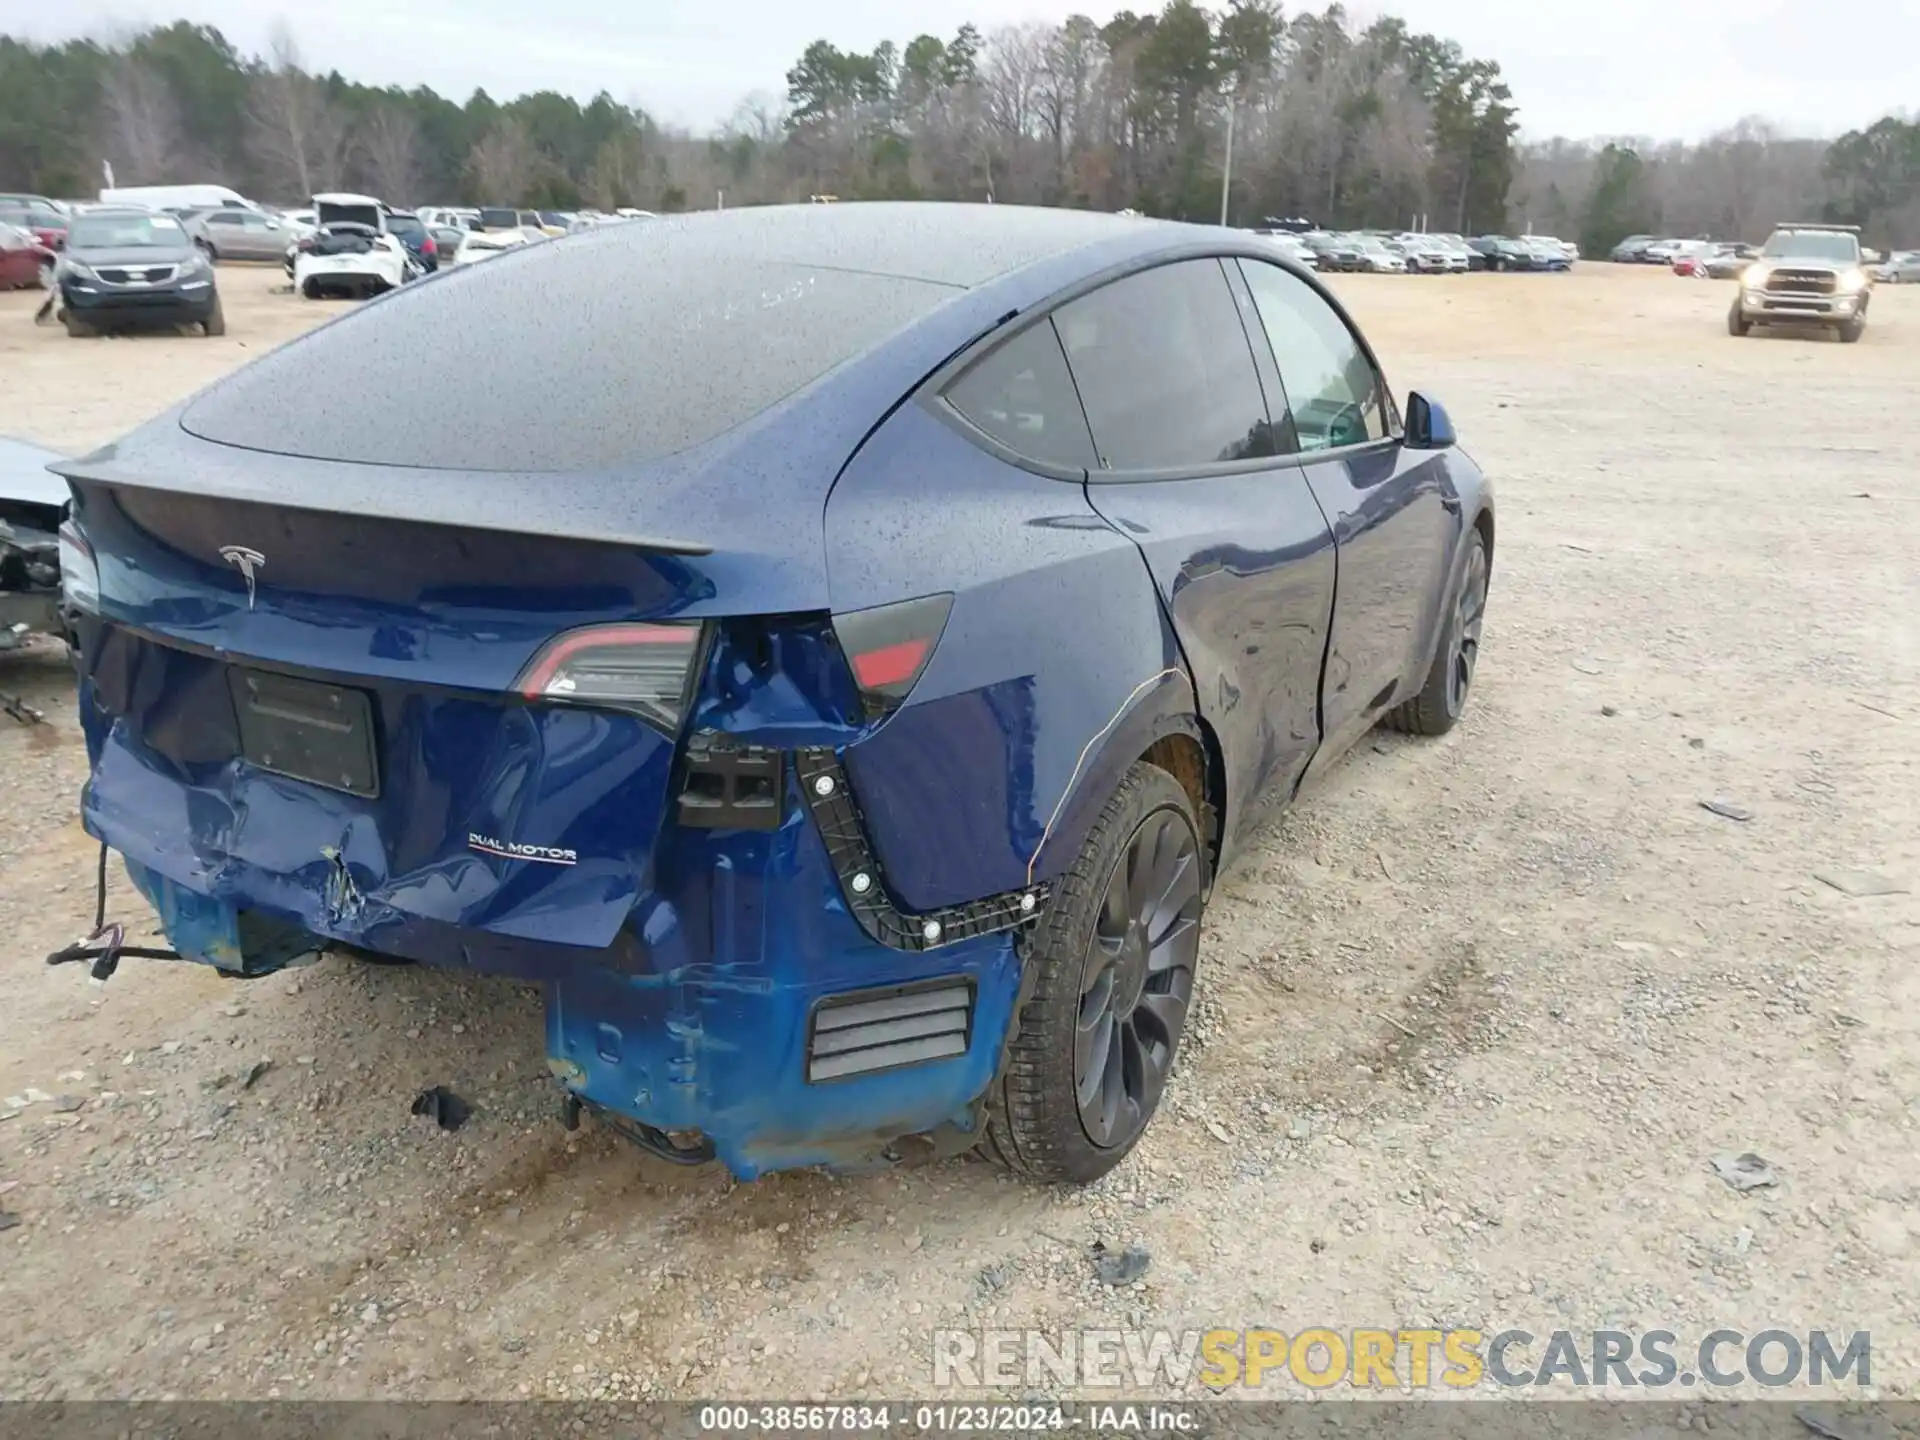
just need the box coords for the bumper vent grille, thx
[807,980,973,1083]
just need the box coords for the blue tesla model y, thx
[51,202,1493,1183]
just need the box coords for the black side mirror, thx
[1405,391,1457,450]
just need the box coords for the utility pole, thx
[1219,90,1236,227]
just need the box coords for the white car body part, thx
[452,230,531,266]
[98,184,264,213]
[293,193,415,299]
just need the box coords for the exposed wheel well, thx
[1141,727,1224,879]
[1474,507,1495,571]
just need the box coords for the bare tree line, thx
[2,17,1914,247]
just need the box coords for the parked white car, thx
[452,229,532,266]
[1873,250,1920,283]
[292,193,417,300]
[417,206,478,232]
[1350,235,1408,273]
[1522,234,1580,262]
[1391,233,1461,272]
[99,183,265,214]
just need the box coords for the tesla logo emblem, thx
[219,545,266,609]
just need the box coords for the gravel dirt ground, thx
[0,262,1916,1404]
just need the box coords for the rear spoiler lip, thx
[48,441,715,558]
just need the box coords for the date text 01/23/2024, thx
[697,1404,1199,1432]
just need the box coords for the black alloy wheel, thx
[1445,537,1489,720]
[985,761,1207,1183]
[1074,806,1202,1150]
[1384,526,1490,737]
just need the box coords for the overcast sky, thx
[15,0,1919,143]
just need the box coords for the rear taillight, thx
[58,518,98,614]
[832,594,952,718]
[423,237,437,255]
[514,621,704,732]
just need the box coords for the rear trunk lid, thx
[68,466,726,954]
[56,228,976,960]
[56,401,850,960]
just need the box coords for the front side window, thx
[942,319,1097,470]
[1238,259,1388,453]
[1052,259,1274,472]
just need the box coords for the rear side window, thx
[1052,259,1274,472]
[942,320,1096,470]
[1238,259,1387,452]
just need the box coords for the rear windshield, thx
[319,203,382,230]
[477,207,518,229]
[181,248,954,472]
[387,214,425,240]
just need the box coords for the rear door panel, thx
[1085,472,1335,847]
[1296,445,1456,751]
[1054,257,1338,853]
[1233,257,1456,757]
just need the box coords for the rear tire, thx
[984,762,1204,1185]
[1384,527,1489,737]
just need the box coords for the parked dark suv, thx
[56,207,223,337]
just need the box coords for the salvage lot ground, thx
[1,264,1917,1403]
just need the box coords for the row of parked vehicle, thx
[1609,230,1917,281]
[275,198,655,297]
[0,184,663,336]
[1255,226,1579,274]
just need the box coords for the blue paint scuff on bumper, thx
[87,691,1022,1179]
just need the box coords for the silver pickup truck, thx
[1728,223,1873,342]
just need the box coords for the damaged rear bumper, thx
[83,720,1044,1180]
